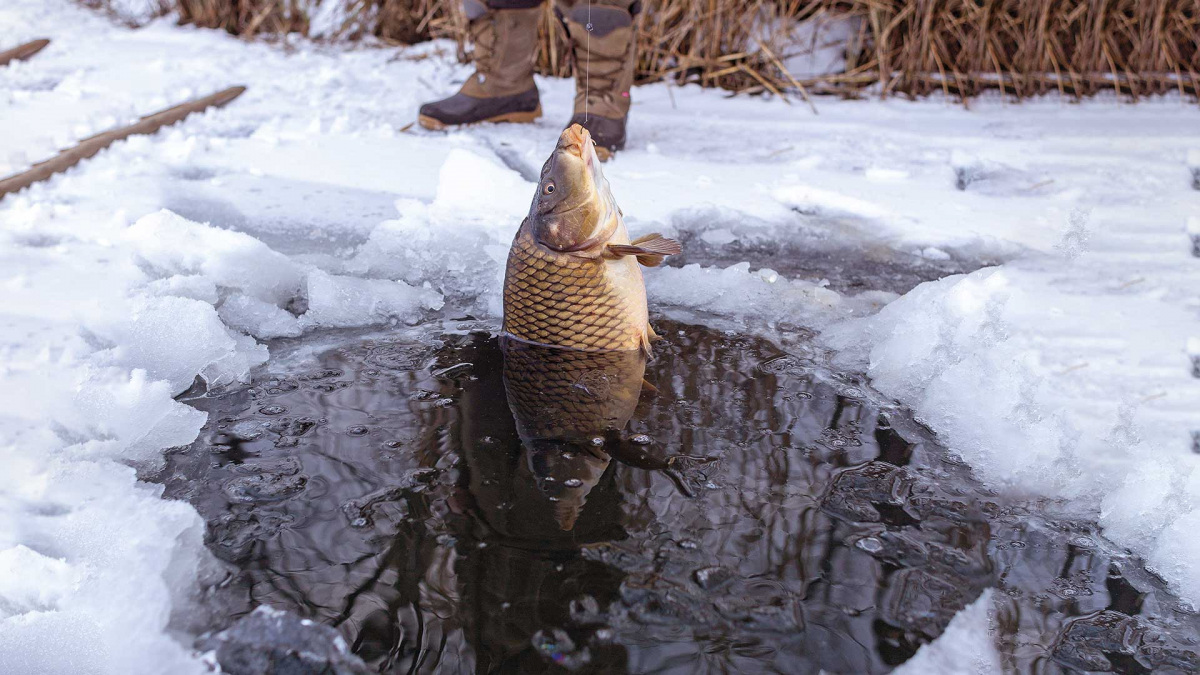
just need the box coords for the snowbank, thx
[126,209,304,308]
[300,270,443,329]
[0,443,208,675]
[345,148,531,316]
[0,253,220,673]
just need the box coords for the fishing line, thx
[584,0,592,122]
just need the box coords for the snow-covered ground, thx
[2,0,1199,672]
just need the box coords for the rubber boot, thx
[419,0,543,129]
[563,4,636,160]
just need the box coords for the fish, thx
[502,123,681,353]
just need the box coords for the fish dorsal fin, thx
[606,233,682,267]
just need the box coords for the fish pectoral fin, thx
[637,323,661,359]
[640,326,654,357]
[630,233,677,248]
[606,234,681,268]
[641,378,659,394]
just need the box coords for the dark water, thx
[160,320,1200,674]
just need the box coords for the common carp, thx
[502,124,680,352]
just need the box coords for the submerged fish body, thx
[500,335,645,531]
[501,334,646,442]
[502,124,680,352]
[453,335,630,545]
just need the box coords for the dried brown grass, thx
[175,0,310,35]
[125,0,1200,100]
[847,0,1200,99]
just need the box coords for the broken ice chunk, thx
[198,605,369,675]
[219,293,303,339]
[298,270,444,330]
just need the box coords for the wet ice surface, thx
[163,173,398,257]
[158,321,1200,674]
[668,224,981,295]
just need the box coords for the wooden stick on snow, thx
[0,39,51,67]
[0,86,247,199]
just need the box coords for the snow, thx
[0,545,82,618]
[1,0,1199,671]
[893,590,1002,675]
[306,1,352,39]
[0,430,209,675]
[775,13,858,80]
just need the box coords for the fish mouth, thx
[562,123,597,167]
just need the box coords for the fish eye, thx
[543,182,555,195]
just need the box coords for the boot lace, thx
[469,17,496,84]
[577,45,628,112]
[584,67,621,106]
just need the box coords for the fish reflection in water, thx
[493,337,712,538]
[462,336,733,672]
[488,337,641,537]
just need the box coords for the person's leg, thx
[418,0,545,130]
[554,0,639,159]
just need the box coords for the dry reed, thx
[91,0,1200,101]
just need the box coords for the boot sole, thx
[418,105,542,131]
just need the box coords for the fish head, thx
[528,124,620,254]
